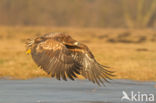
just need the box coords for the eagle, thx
[26,32,114,86]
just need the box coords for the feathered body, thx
[26,32,114,86]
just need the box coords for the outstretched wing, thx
[31,39,81,80]
[68,44,114,86]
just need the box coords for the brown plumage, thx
[26,32,114,86]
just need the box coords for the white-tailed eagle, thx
[26,32,114,86]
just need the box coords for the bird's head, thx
[25,38,34,55]
[25,36,47,55]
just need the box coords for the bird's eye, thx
[35,38,42,43]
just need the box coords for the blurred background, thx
[0,0,156,28]
[0,0,156,81]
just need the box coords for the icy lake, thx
[0,78,155,103]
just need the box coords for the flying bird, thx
[26,32,114,86]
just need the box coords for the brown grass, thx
[0,26,156,81]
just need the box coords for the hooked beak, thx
[26,49,31,55]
